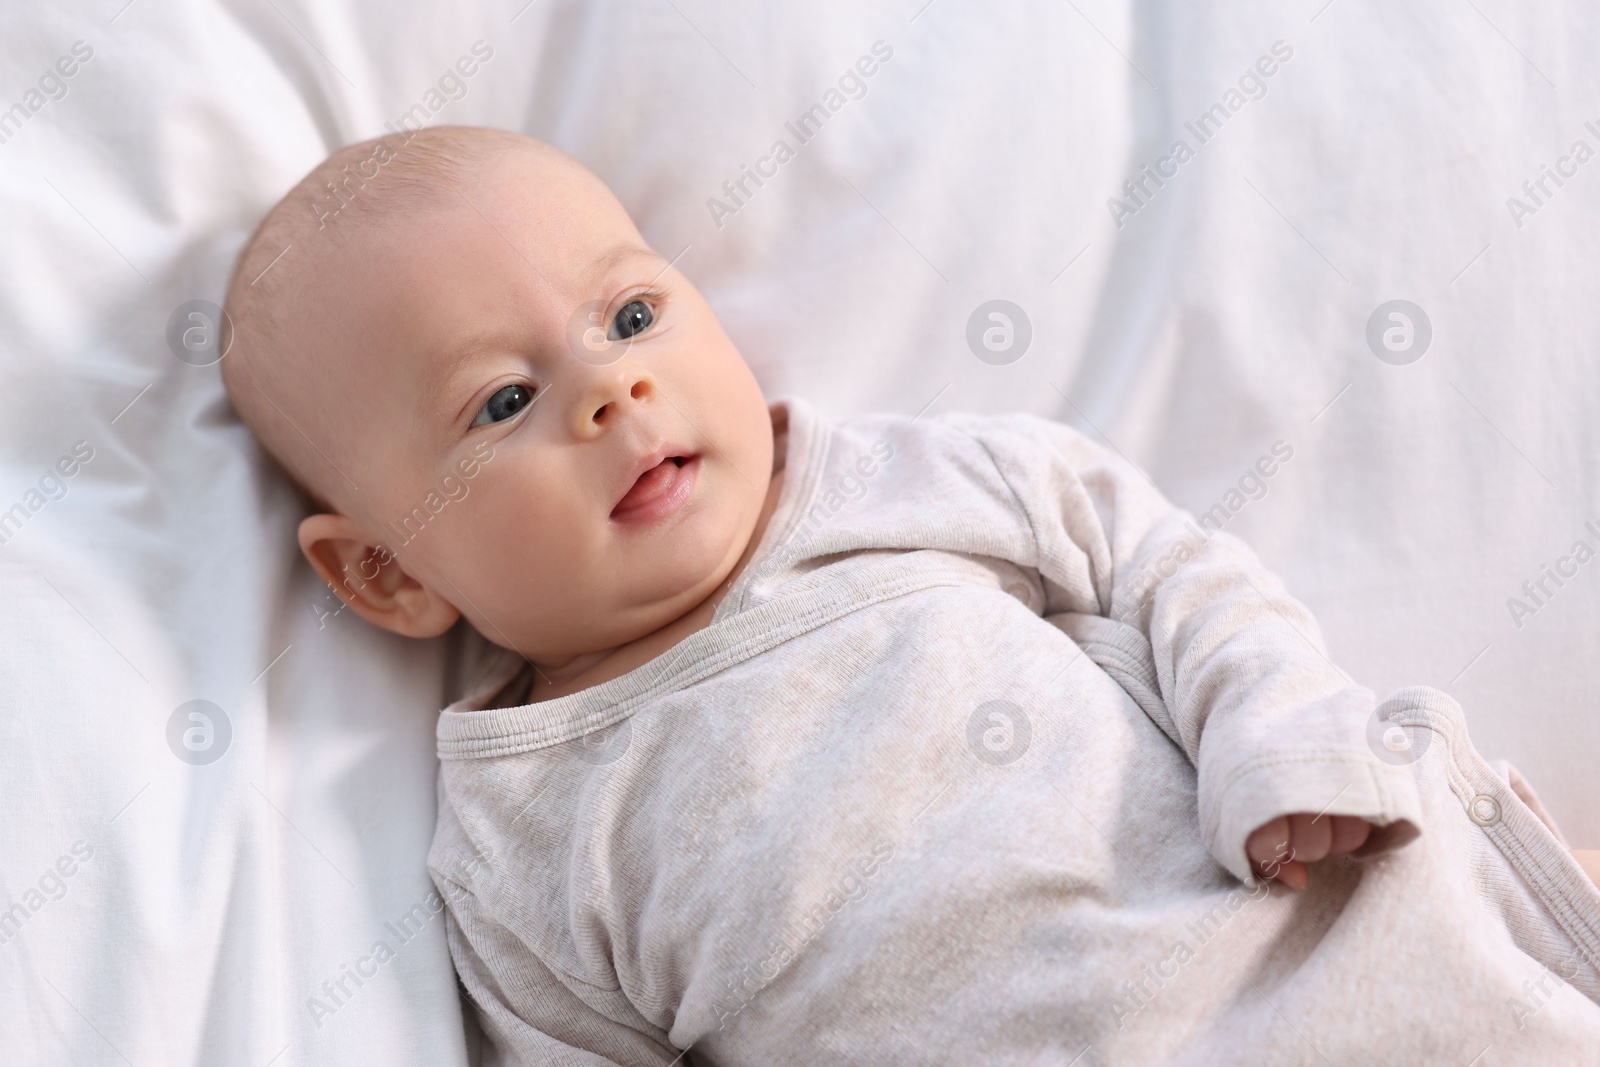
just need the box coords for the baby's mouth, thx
[611,454,700,524]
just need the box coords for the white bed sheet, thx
[1,0,1592,1063]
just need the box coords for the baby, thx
[222,127,1600,1065]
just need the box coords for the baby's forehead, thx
[245,137,631,351]
[270,128,615,270]
[328,145,635,286]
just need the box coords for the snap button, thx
[1467,794,1501,827]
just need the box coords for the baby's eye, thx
[471,384,534,427]
[610,300,654,340]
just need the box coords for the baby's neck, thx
[528,465,785,702]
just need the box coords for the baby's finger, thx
[1270,859,1308,891]
[1289,812,1332,864]
[1247,816,1291,868]
[1328,815,1372,856]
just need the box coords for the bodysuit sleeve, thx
[954,413,1423,882]
[437,876,682,1067]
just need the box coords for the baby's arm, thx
[955,414,1423,885]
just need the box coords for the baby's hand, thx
[1246,813,1373,890]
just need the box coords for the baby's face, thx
[283,144,773,664]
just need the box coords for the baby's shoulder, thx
[820,407,1103,482]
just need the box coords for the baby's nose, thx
[577,366,656,437]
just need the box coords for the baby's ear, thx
[297,512,461,638]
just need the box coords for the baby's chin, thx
[637,519,748,608]
[598,503,754,630]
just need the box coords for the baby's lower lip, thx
[610,455,700,524]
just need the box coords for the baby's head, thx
[222,127,774,668]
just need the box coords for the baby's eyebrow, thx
[431,333,519,420]
[585,243,662,286]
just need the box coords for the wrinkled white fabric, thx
[431,400,1600,1065]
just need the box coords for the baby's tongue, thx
[615,459,677,512]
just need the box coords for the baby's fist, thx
[1246,813,1373,890]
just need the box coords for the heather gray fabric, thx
[429,400,1600,1065]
